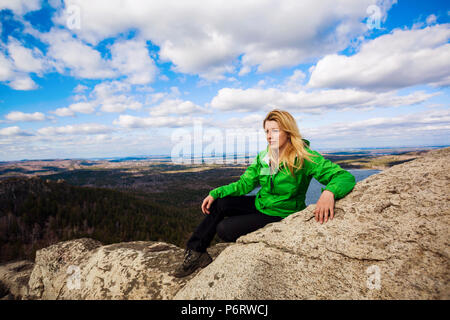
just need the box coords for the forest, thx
[0,169,240,263]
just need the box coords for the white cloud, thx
[147,92,167,105]
[39,28,116,79]
[50,81,144,116]
[113,114,197,128]
[282,69,307,91]
[426,14,437,25]
[67,102,96,114]
[92,81,142,113]
[308,24,450,90]
[50,102,96,117]
[51,107,76,117]
[0,38,45,90]
[304,109,450,142]
[109,39,157,84]
[20,27,158,84]
[149,99,206,116]
[49,0,396,79]
[209,86,438,113]
[217,113,265,130]
[7,75,38,90]
[100,95,142,113]
[6,38,44,74]
[93,81,131,99]
[37,123,113,136]
[0,126,34,136]
[0,51,14,81]
[0,0,41,15]
[5,111,46,122]
[159,32,236,80]
[73,84,88,93]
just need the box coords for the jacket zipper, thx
[269,159,275,191]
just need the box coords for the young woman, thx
[174,109,356,278]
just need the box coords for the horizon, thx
[2,143,447,163]
[0,1,449,162]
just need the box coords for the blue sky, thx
[0,0,449,161]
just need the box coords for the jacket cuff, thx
[209,189,219,200]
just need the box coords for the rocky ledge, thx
[1,147,449,299]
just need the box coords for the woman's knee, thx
[216,220,236,242]
[210,197,229,215]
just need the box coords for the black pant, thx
[186,195,283,252]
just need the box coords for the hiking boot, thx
[173,249,212,278]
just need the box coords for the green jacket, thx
[209,139,356,218]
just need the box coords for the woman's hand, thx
[314,190,335,224]
[201,195,215,215]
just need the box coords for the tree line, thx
[0,177,202,263]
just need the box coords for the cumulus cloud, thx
[100,96,142,113]
[109,39,157,85]
[50,102,96,117]
[48,0,396,79]
[0,126,34,136]
[308,24,450,90]
[15,27,158,86]
[216,113,265,130]
[0,38,46,90]
[6,38,45,74]
[0,0,41,15]
[93,81,143,113]
[39,28,116,79]
[149,99,207,116]
[37,123,113,136]
[113,114,198,128]
[426,14,438,25]
[304,109,450,142]
[282,69,307,91]
[209,86,438,113]
[7,76,38,90]
[73,84,88,93]
[50,81,144,116]
[5,111,47,122]
[0,51,14,81]
[51,107,76,117]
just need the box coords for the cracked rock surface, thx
[174,147,450,299]
[25,238,229,299]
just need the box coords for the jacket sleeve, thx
[304,148,356,200]
[209,154,260,199]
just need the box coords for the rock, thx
[26,238,230,300]
[27,238,102,299]
[174,147,450,299]
[0,260,34,299]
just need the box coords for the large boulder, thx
[26,238,229,299]
[0,260,34,299]
[174,147,450,299]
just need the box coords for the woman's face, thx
[264,120,289,152]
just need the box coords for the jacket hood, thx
[302,139,310,147]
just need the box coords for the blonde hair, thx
[263,109,317,176]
